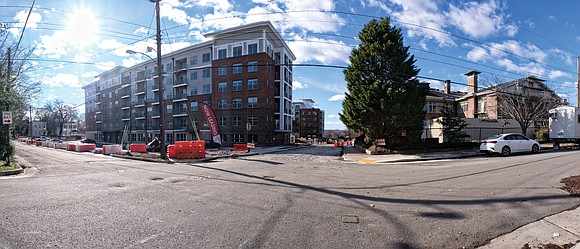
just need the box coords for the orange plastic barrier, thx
[167,145,176,158]
[77,144,96,152]
[168,141,205,159]
[66,143,77,151]
[233,144,248,152]
[130,144,147,153]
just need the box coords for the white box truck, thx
[548,106,580,150]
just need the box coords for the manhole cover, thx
[341,215,359,223]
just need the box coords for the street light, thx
[126,48,165,159]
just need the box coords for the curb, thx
[0,167,24,176]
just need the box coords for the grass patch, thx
[0,162,19,172]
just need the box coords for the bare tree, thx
[44,99,78,137]
[493,77,561,135]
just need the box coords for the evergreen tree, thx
[340,18,427,149]
[437,106,470,144]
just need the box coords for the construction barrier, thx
[66,143,77,151]
[102,145,122,155]
[130,144,147,153]
[167,145,176,158]
[170,141,205,159]
[233,144,248,152]
[76,143,96,152]
[55,143,67,149]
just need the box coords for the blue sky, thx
[2,0,580,130]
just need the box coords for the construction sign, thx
[2,112,12,125]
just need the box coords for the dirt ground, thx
[560,175,580,196]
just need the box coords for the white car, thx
[480,133,540,156]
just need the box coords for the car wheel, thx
[501,146,511,156]
[532,144,539,153]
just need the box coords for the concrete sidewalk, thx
[341,146,482,163]
[479,207,580,248]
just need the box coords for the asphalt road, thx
[1,143,580,249]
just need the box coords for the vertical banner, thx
[198,102,222,145]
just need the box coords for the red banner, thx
[199,102,222,145]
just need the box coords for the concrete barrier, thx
[102,145,122,155]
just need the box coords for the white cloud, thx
[361,0,391,12]
[293,81,308,90]
[327,114,339,119]
[42,73,81,88]
[466,46,490,62]
[548,70,567,79]
[245,0,345,33]
[160,1,192,25]
[122,58,143,68]
[549,48,573,65]
[10,10,42,36]
[81,71,99,78]
[496,59,545,76]
[288,36,352,64]
[328,94,345,101]
[388,0,454,47]
[447,0,517,38]
[34,32,69,58]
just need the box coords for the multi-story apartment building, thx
[292,99,325,139]
[83,21,296,146]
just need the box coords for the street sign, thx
[2,112,12,124]
[376,139,385,146]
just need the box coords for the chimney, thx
[465,70,480,94]
[465,70,481,118]
[444,80,451,94]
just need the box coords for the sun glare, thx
[66,8,100,50]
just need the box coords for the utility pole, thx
[151,0,166,159]
[577,55,579,108]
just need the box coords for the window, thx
[189,55,197,65]
[232,116,242,126]
[218,99,227,109]
[202,84,211,94]
[460,102,468,113]
[248,115,258,125]
[233,63,242,74]
[248,134,258,143]
[190,71,197,80]
[218,82,227,92]
[218,49,227,59]
[248,43,257,54]
[190,102,198,111]
[248,61,258,72]
[425,102,437,113]
[233,134,244,143]
[166,63,173,72]
[218,65,227,76]
[478,98,486,113]
[166,105,173,113]
[202,68,211,78]
[248,79,258,90]
[233,98,242,109]
[233,81,242,91]
[248,97,258,108]
[233,46,242,57]
[176,133,187,141]
[218,116,227,126]
[202,100,210,106]
[202,53,211,63]
[190,86,198,95]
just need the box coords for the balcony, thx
[135,111,146,119]
[135,71,146,82]
[175,62,188,72]
[135,99,146,107]
[173,78,188,88]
